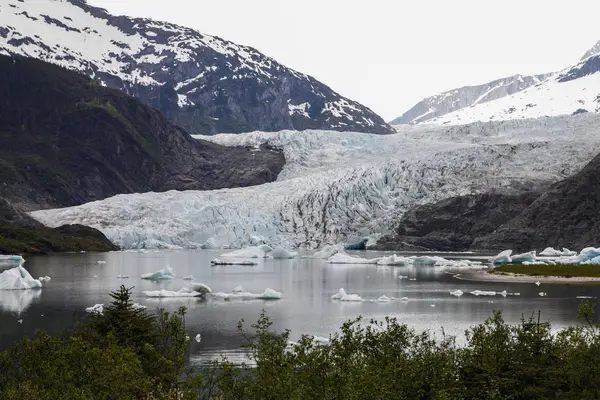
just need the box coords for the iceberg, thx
[558,247,600,264]
[232,286,244,293]
[220,245,273,259]
[0,255,25,266]
[195,333,202,343]
[131,303,146,311]
[311,244,344,259]
[450,290,463,297]
[330,288,363,302]
[377,295,391,303]
[211,258,258,266]
[0,266,42,290]
[269,246,298,259]
[143,288,204,298]
[491,250,512,265]
[85,304,104,314]
[210,288,282,301]
[511,251,536,263]
[328,252,379,264]
[141,265,175,281]
[97,260,107,264]
[470,290,497,296]
[182,275,195,280]
[37,276,51,282]
[539,247,577,257]
[188,282,212,295]
[377,254,413,266]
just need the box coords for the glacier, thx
[30,116,600,250]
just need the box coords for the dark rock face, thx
[472,152,600,252]
[557,55,600,83]
[0,198,42,228]
[371,191,542,252]
[0,55,285,210]
[0,0,393,135]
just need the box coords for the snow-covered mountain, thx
[390,73,553,125]
[394,41,600,126]
[0,0,393,135]
[31,114,600,250]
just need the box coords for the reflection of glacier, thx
[31,114,600,249]
[0,289,41,314]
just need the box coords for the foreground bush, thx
[2,286,600,399]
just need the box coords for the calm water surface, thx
[1,250,598,364]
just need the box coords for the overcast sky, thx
[90,0,600,121]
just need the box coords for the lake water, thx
[0,250,598,365]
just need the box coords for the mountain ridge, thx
[0,0,393,135]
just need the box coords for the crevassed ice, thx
[31,118,600,250]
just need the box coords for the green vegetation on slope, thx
[3,287,600,399]
[0,224,118,255]
[494,263,600,278]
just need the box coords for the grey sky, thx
[90,0,600,121]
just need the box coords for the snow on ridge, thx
[31,116,600,250]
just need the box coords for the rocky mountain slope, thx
[472,149,600,252]
[390,73,553,125]
[0,0,392,135]
[0,54,284,211]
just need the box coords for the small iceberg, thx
[539,292,547,297]
[141,266,175,281]
[97,260,107,264]
[182,275,195,281]
[232,286,244,293]
[511,251,536,264]
[220,245,273,259]
[470,290,497,296]
[211,258,258,266]
[85,304,104,314]
[328,252,378,264]
[539,247,577,257]
[38,276,51,282]
[188,282,212,295]
[194,333,201,343]
[377,295,391,303]
[210,288,283,301]
[491,250,512,265]
[330,288,363,302]
[0,266,42,290]
[450,290,463,297]
[377,254,413,266]
[0,255,25,266]
[311,244,344,259]
[269,246,298,259]
[143,288,204,298]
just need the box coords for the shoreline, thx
[455,269,600,284]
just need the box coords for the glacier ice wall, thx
[31,115,600,249]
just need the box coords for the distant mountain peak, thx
[581,39,600,61]
[0,0,393,135]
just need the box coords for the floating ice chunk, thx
[491,250,512,265]
[470,290,497,296]
[523,261,547,265]
[116,275,129,279]
[535,281,541,286]
[377,295,391,302]
[434,259,484,268]
[499,290,507,297]
[0,255,25,266]
[577,296,594,299]
[37,276,51,282]
[143,289,203,298]
[17,318,22,324]
[210,288,282,301]
[141,266,175,281]
[400,297,409,301]
[211,258,258,266]
[220,245,273,259]
[411,256,448,265]
[195,333,201,343]
[182,275,195,280]
[409,278,417,281]
[311,244,345,259]
[232,286,244,293]
[539,292,547,297]
[330,288,363,301]
[97,261,107,264]
[328,252,379,264]
[539,247,577,257]
[511,251,536,264]
[131,303,146,311]
[85,304,104,314]
[188,282,212,295]
[559,247,600,264]
[430,304,436,307]
[377,254,413,266]
[450,290,463,297]
[269,247,298,259]
[0,266,42,290]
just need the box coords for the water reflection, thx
[0,289,41,314]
